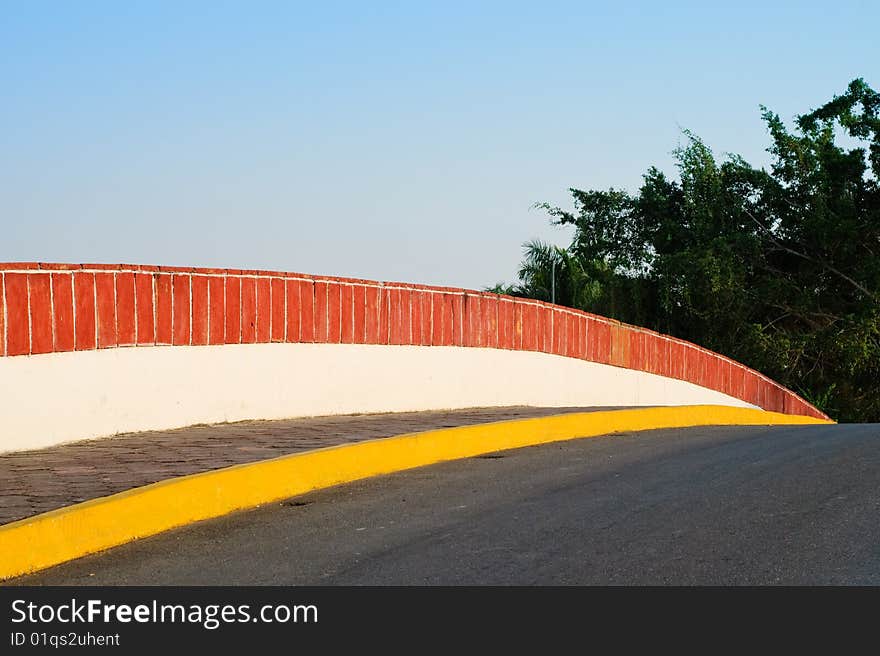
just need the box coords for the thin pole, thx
[551,258,556,305]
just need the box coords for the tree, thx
[501,79,879,421]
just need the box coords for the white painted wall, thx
[0,343,755,453]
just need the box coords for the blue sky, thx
[2,1,876,288]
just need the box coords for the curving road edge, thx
[0,405,832,581]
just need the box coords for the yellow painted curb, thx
[0,405,832,581]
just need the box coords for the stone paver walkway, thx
[0,406,612,526]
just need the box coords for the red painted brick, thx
[559,312,569,357]
[313,281,329,343]
[519,303,530,351]
[624,328,635,367]
[364,285,380,344]
[629,330,640,368]
[384,288,398,344]
[0,274,4,356]
[95,272,117,349]
[26,274,52,354]
[72,272,96,351]
[431,291,445,346]
[550,309,563,355]
[387,288,401,345]
[710,359,723,391]
[496,300,508,349]
[511,300,522,350]
[577,316,588,360]
[352,285,366,344]
[546,308,556,354]
[624,327,635,366]
[636,331,650,372]
[596,321,612,365]
[299,280,315,342]
[707,354,718,390]
[255,277,271,343]
[425,292,436,345]
[687,345,699,383]
[685,345,696,382]
[523,303,541,351]
[562,312,573,357]
[578,316,588,359]
[516,301,531,351]
[539,304,549,352]
[420,289,432,346]
[643,333,654,371]
[568,314,578,358]
[410,290,422,345]
[603,323,615,365]
[429,291,441,345]
[207,276,225,345]
[699,352,711,388]
[285,279,300,343]
[378,287,390,345]
[584,317,596,361]
[340,283,354,343]
[85,263,122,271]
[154,274,172,345]
[568,311,577,358]
[665,340,677,378]
[713,358,726,393]
[534,305,546,353]
[0,262,39,271]
[240,278,257,343]
[39,263,81,271]
[465,294,477,347]
[742,374,758,407]
[629,329,645,371]
[731,364,745,399]
[547,306,557,354]
[679,342,691,380]
[714,361,726,392]
[682,344,697,382]
[327,281,342,344]
[593,320,604,360]
[553,310,563,356]
[720,360,733,395]
[191,275,208,346]
[514,303,524,351]
[114,272,135,347]
[545,306,555,353]
[271,278,285,342]
[783,392,795,415]
[399,289,412,344]
[654,338,668,378]
[700,352,712,389]
[482,296,498,349]
[689,349,702,386]
[687,349,700,386]
[135,273,155,345]
[171,274,191,346]
[440,294,455,346]
[451,294,465,346]
[224,276,241,344]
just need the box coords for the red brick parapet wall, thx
[0,262,829,420]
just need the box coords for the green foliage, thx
[501,79,880,421]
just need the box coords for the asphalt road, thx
[14,423,880,585]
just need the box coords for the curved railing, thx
[0,262,828,421]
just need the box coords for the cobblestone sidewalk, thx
[0,406,608,525]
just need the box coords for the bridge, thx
[3,262,870,585]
